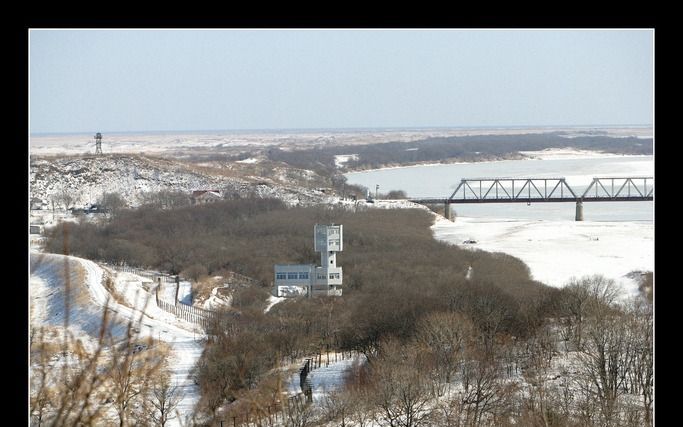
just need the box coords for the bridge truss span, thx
[581,176,653,200]
[441,176,654,203]
[407,176,653,221]
[449,177,580,203]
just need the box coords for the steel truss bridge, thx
[408,177,653,221]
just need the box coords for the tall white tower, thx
[312,224,343,296]
[273,224,343,297]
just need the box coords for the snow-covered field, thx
[30,253,203,426]
[29,126,651,156]
[365,198,653,296]
[431,215,653,296]
[518,147,637,160]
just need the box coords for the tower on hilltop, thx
[312,224,343,296]
[94,132,102,155]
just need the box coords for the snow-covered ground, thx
[30,253,203,426]
[334,154,358,168]
[201,285,232,310]
[519,147,635,160]
[285,353,366,402]
[364,199,653,296]
[307,355,365,403]
[236,157,260,163]
[358,147,653,296]
[29,127,651,156]
[432,215,653,296]
[29,154,333,210]
[264,295,286,313]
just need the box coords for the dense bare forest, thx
[267,133,652,172]
[41,198,653,426]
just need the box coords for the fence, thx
[220,350,360,426]
[220,393,309,427]
[107,263,179,283]
[156,297,218,329]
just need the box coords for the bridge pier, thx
[444,202,453,221]
[575,200,584,221]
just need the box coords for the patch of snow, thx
[276,285,308,297]
[264,295,286,313]
[334,154,359,168]
[236,157,260,164]
[177,280,193,305]
[308,354,365,402]
[202,286,232,310]
[285,353,366,402]
[519,148,627,160]
[431,216,653,296]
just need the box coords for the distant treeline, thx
[267,133,653,172]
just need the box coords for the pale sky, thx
[29,29,653,134]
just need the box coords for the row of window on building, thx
[276,272,310,280]
[276,272,340,280]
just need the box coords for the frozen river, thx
[347,153,654,294]
[345,154,653,222]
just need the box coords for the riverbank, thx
[430,214,653,296]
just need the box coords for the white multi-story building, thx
[274,224,343,297]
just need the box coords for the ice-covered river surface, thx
[346,154,654,295]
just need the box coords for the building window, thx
[329,273,340,279]
[317,274,326,280]
[299,272,309,279]
[287,272,298,280]
[276,273,287,280]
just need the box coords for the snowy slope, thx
[285,353,365,402]
[29,154,333,210]
[30,252,203,426]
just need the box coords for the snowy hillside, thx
[30,252,204,426]
[29,154,333,209]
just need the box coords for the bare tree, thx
[55,185,76,210]
[573,285,636,426]
[459,356,510,427]
[347,387,374,427]
[109,335,160,426]
[371,340,433,427]
[284,394,317,427]
[99,191,127,218]
[148,372,184,427]
[415,311,474,388]
[320,388,354,427]
[561,275,620,350]
[631,299,653,426]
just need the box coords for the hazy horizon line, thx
[30,123,653,138]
